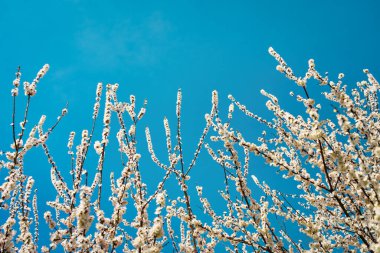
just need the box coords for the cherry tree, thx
[0,48,378,252]
[198,48,379,252]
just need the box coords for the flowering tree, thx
[200,48,379,252]
[0,48,378,252]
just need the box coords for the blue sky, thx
[1,0,379,250]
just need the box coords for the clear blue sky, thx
[0,0,379,250]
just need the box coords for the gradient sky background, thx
[1,0,380,250]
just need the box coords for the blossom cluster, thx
[201,48,379,252]
[0,48,379,252]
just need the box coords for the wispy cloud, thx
[75,12,172,70]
